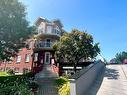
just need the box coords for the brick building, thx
[0,17,64,75]
[32,17,64,74]
[0,47,33,74]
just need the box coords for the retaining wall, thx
[70,61,105,95]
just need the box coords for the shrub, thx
[28,81,39,89]
[7,69,15,75]
[55,77,68,87]
[59,82,70,95]
[23,72,34,78]
[0,75,33,95]
[55,77,70,95]
[0,75,22,83]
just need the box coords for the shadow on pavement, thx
[104,68,119,80]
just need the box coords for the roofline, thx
[34,17,47,26]
[52,19,63,27]
[35,17,63,28]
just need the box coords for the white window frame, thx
[16,56,21,63]
[34,53,38,62]
[25,54,30,63]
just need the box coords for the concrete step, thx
[35,78,58,95]
[37,86,58,95]
[35,64,58,79]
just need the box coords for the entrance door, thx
[45,52,50,64]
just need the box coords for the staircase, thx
[35,64,58,78]
[34,64,58,95]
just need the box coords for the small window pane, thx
[34,53,38,62]
[16,56,21,63]
[25,54,30,62]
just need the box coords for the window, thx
[38,22,45,34]
[52,28,55,34]
[46,39,51,47]
[16,56,21,63]
[38,28,43,34]
[8,61,12,64]
[55,26,61,35]
[0,68,3,71]
[47,26,52,33]
[45,52,50,64]
[25,54,30,63]
[55,29,57,34]
[23,68,29,74]
[14,67,19,72]
[34,53,38,62]
[57,30,59,35]
[29,41,33,49]
[53,28,60,35]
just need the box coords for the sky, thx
[21,0,127,61]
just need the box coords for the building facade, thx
[0,17,64,74]
[0,47,33,74]
[32,17,64,74]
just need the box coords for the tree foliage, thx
[115,51,127,64]
[0,0,33,60]
[53,29,100,72]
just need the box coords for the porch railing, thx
[34,41,53,48]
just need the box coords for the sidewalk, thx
[87,65,127,95]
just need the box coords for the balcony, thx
[34,41,53,50]
[37,29,61,39]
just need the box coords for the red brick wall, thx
[0,48,33,74]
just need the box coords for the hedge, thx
[0,73,33,95]
[55,77,70,95]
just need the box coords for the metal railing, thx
[37,30,61,37]
[34,41,53,48]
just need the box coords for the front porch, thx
[32,50,58,75]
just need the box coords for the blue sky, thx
[21,0,127,61]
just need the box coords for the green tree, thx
[0,0,33,60]
[115,51,127,64]
[53,29,100,72]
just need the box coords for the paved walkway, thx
[87,64,127,95]
[34,65,58,95]
[35,78,58,95]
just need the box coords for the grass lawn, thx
[0,72,9,76]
